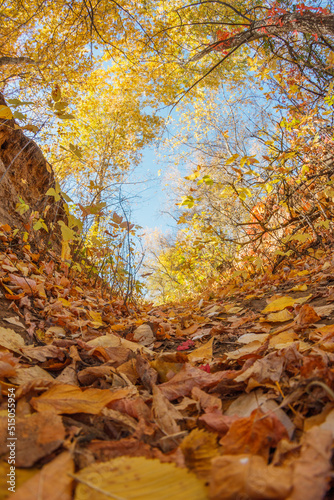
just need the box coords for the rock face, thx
[0,92,65,240]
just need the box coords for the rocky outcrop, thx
[0,92,66,240]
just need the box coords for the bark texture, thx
[191,12,334,61]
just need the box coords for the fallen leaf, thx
[294,304,321,328]
[133,324,155,346]
[73,456,207,500]
[159,364,235,401]
[225,340,264,360]
[0,327,25,353]
[234,352,284,385]
[220,408,289,459]
[31,384,132,414]
[0,412,65,466]
[265,309,294,323]
[4,316,25,328]
[180,428,220,479]
[290,284,308,292]
[9,365,54,385]
[314,304,334,317]
[209,454,292,500]
[11,451,74,500]
[269,330,299,349]
[237,333,269,344]
[188,337,213,363]
[152,385,182,435]
[287,427,332,500]
[0,351,18,378]
[262,296,296,314]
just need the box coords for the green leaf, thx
[13,110,26,121]
[7,99,34,108]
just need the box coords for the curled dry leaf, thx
[0,351,18,378]
[294,304,321,329]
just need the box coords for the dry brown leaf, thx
[209,454,292,500]
[237,333,269,344]
[0,412,64,466]
[220,408,289,459]
[20,345,65,362]
[3,316,25,329]
[287,427,332,500]
[0,351,18,378]
[235,352,284,384]
[136,354,158,391]
[0,327,25,353]
[225,340,264,360]
[133,324,155,346]
[9,365,54,385]
[152,385,182,435]
[159,364,235,401]
[191,386,222,411]
[294,304,321,328]
[11,451,74,500]
[269,330,298,349]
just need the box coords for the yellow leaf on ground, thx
[295,294,313,305]
[269,331,298,349]
[188,337,214,363]
[262,296,296,314]
[226,341,263,360]
[31,384,132,414]
[74,456,207,500]
[265,310,294,323]
[290,284,308,292]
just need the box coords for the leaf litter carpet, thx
[0,224,334,499]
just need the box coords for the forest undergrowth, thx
[1,221,334,499]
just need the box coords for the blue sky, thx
[124,146,177,233]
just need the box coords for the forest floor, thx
[1,223,334,499]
